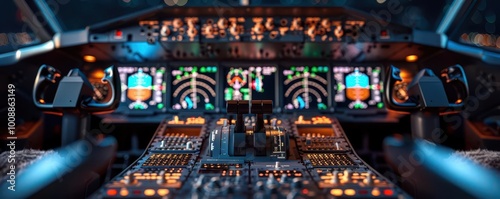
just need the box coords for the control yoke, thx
[33,65,121,146]
[384,65,469,141]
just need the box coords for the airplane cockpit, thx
[1,0,499,198]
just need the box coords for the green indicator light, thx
[323,67,328,72]
[179,66,184,71]
[240,88,249,93]
[243,94,250,100]
[291,66,296,71]
[312,67,318,72]
[176,75,181,80]
[205,103,214,110]
[184,72,189,77]
[212,67,217,72]
[311,73,316,78]
[288,75,293,80]
[200,67,206,73]
[377,102,384,109]
[295,72,300,77]
[193,67,198,72]
[157,103,164,109]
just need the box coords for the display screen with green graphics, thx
[223,65,277,103]
[283,65,329,110]
[171,65,217,111]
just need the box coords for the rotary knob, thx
[173,18,183,29]
[265,18,275,30]
[218,18,228,29]
[253,23,265,35]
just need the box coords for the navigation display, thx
[333,66,384,110]
[283,65,329,110]
[223,65,277,102]
[171,65,217,111]
[118,66,166,111]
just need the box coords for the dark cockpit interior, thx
[1,0,500,198]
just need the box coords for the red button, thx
[107,189,117,196]
[384,189,394,196]
[358,189,368,195]
[115,30,123,38]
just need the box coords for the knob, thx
[207,177,222,189]
[193,175,205,193]
[265,18,274,30]
[266,174,279,190]
[224,179,234,193]
[305,136,312,145]
[186,141,194,150]
[343,169,352,182]
[173,18,183,28]
[331,171,339,185]
[157,170,166,185]
[124,171,136,185]
[253,23,265,35]
[321,19,330,29]
[280,173,288,184]
[291,178,303,189]
[364,171,373,186]
[218,18,228,29]
[255,181,265,191]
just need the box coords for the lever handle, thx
[81,66,121,112]
[33,65,61,109]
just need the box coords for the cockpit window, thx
[48,0,159,31]
[0,0,40,53]
[452,0,500,52]
[45,0,454,31]
[344,0,455,31]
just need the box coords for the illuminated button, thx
[119,189,129,196]
[144,189,155,196]
[372,188,381,196]
[384,189,394,196]
[107,189,117,196]
[157,189,170,196]
[344,189,356,196]
[330,189,343,196]
[406,55,418,62]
